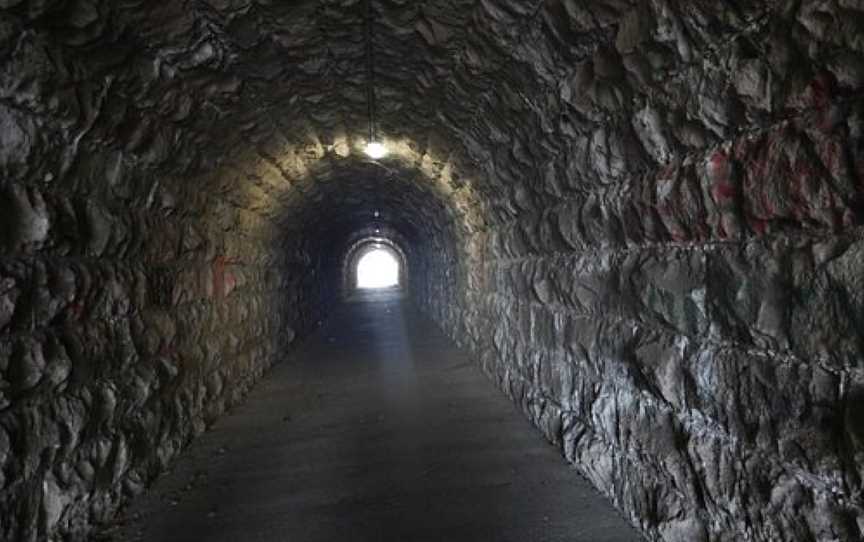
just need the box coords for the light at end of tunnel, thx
[364,141,388,159]
[357,248,400,289]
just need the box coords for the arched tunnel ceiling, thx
[11,0,861,233]
[277,157,457,246]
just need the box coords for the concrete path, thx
[106,290,642,542]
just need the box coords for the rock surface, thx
[0,0,862,540]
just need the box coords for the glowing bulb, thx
[365,141,387,159]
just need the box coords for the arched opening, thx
[356,246,400,289]
[341,235,411,297]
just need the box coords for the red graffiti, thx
[655,200,672,216]
[746,142,773,185]
[808,74,832,110]
[708,150,737,203]
[708,150,730,179]
[658,163,677,180]
[669,228,687,242]
[749,217,768,235]
[67,301,85,321]
[807,72,839,132]
[751,171,776,221]
[712,182,737,201]
[814,137,845,181]
[212,256,238,299]
[224,271,237,296]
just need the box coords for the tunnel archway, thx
[343,237,408,294]
[261,149,472,324]
[356,249,399,289]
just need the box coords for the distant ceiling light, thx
[374,210,380,217]
[365,141,387,159]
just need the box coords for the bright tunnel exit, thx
[356,247,400,289]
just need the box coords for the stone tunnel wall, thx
[0,12,330,539]
[0,150,327,540]
[416,2,864,541]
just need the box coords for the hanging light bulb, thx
[365,141,387,159]
[363,0,387,160]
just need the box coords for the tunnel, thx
[349,241,405,290]
[1,1,864,541]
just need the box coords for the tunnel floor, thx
[104,290,641,542]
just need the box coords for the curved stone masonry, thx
[0,1,863,540]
